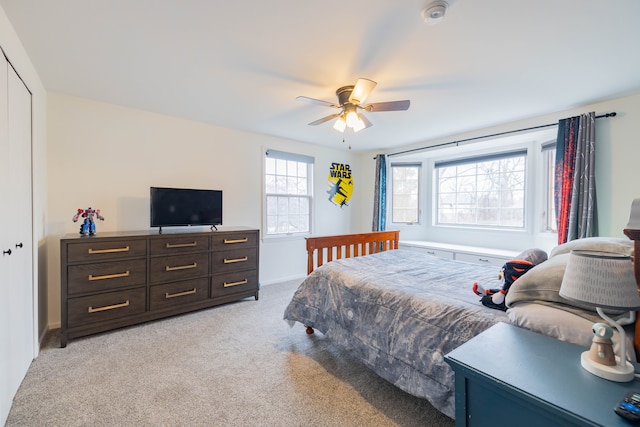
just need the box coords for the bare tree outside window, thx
[436,152,526,228]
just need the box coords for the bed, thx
[283,230,637,419]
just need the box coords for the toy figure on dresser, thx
[72,207,104,236]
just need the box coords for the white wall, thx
[46,92,359,327]
[357,92,640,253]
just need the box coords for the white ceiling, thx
[2,0,640,152]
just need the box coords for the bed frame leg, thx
[305,325,315,334]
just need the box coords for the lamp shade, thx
[559,250,640,311]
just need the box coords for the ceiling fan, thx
[296,78,410,133]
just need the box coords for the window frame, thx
[263,149,314,238]
[390,162,422,225]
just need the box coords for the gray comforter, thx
[283,249,508,419]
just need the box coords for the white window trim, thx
[262,148,314,240]
[390,162,422,225]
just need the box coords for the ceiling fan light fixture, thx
[352,116,366,133]
[422,1,448,25]
[297,77,410,136]
[345,109,360,128]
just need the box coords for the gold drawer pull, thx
[88,271,130,281]
[166,241,197,248]
[88,246,130,254]
[165,262,197,271]
[224,279,248,288]
[224,238,248,244]
[165,288,197,299]
[88,300,130,313]
[224,256,248,264]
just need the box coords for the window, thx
[391,163,420,223]
[542,142,557,232]
[435,150,526,228]
[264,149,313,236]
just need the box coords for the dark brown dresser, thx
[60,227,259,347]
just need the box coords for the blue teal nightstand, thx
[445,322,640,427]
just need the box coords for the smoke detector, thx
[422,1,448,25]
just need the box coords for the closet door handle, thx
[15,242,23,248]
[2,249,11,256]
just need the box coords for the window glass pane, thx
[264,150,314,235]
[265,174,276,194]
[265,158,276,175]
[276,176,286,194]
[266,196,277,215]
[544,148,557,232]
[435,152,526,228]
[298,163,307,178]
[276,159,287,175]
[391,164,420,223]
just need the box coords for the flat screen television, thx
[150,187,222,230]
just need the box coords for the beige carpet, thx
[6,280,454,427]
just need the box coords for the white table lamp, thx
[559,249,640,382]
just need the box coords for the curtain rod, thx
[382,112,617,159]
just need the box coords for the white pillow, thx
[549,237,634,258]
[508,302,636,361]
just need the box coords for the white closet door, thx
[0,54,12,426]
[0,58,34,425]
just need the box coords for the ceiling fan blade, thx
[364,100,410,112]
[308,113,341,126]
[296,96,340,108]
[349,78,377,105]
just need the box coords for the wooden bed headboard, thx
[305,230,400,275]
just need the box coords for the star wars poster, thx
[327,162,353,207]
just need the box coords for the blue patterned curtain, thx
[372,154,387,231]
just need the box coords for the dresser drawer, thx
[149,278,209,311]
[211,232,257,250]
[211,247,257,274]
[67,287,146,328]
[211,269,258,298]
[66,239,147,263]
[67,259,146,295]
[150,252,209,284]
[149,235,209,255]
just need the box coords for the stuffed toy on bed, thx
[472,248,547,311]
